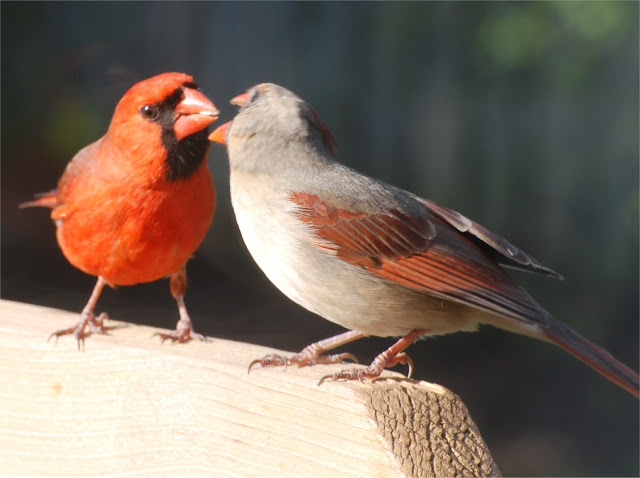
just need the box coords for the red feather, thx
[18,189,59,209]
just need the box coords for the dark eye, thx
[249,89,260,103]
[140,104,160,121]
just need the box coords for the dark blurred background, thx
[2,2,638,476]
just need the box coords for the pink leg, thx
[318,328,426,385]
[248,330,364,373]
[153,266,206,343]
[49,276,109,350]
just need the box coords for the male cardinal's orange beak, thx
[174,88,219,141]
[209,122,231,144]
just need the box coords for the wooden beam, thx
[0,299,500,477]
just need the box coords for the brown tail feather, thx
[544,320,639,398]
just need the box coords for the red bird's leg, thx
[318,328,427,385]
[48,276,109,350]
[248,330,364,373]
[153,266,206,343]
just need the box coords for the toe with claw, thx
[317,351,415,386]
[48,311,109,350]
[318,367,377,386]
[248,352,358,374]
[152,318,207,344]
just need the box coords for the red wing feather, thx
[18,189,59,209]
[289,191,547,325]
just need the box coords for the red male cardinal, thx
[21,72,218,347]
[210,83,639,398]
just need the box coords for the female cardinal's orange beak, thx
[209,122,231,144]
[230,93,250,106]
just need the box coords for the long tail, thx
[18,189,58,209]
[543,320,639,398]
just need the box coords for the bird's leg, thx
[318,328,426,385]
[48,276,109,350]
[153,266,206,343]
[248,330,364,373]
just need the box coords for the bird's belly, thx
[56,169,215,285]
[231,176,478,337]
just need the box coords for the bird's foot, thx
[318,351,414,385]
[248,351,358,373]
[48,311,109,350]
[152,317,207,344]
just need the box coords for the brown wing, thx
[418,198,562,279]
[289,191,434,267]
[288,191,550,325]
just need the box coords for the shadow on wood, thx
[0,299,500,477]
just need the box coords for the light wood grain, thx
[0,299,500,477]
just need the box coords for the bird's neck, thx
[229,135,331,179]
[163,129,210,181]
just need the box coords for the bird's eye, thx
[140,104,160,121]
[249,89,260,103]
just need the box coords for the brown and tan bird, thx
[211,83,638,398]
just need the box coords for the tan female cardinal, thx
[21,72,218,347]
[210,83,638,398]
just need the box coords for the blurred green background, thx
[2,2,638,476]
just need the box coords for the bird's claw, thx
[151,329,207,344]
[318,368,374,386]
[248,354,289,373]
[151,313,207,344]
[385,352,414,378]
[47,312,108,350]
[248,352,359,374]
[317,352,414,386]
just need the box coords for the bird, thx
[20,72,218,348]
[209,82,639,398]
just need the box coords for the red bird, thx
[210,83,639,398]
[21,72,218,347]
